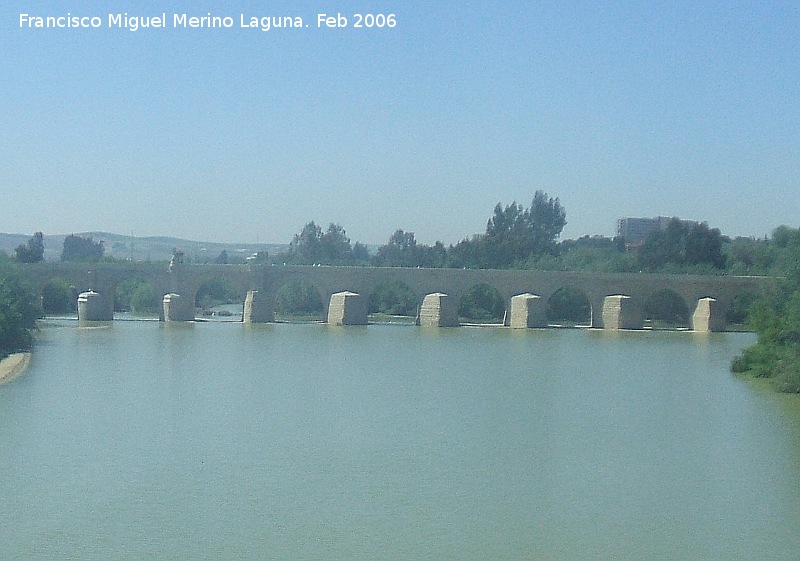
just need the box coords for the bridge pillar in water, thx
[77,291,113,322]
[601,295,643,330]
[691,297,725,332]
[418,293,459,327]
[243,290,273,323]
[163,293,194,322]
[508,293,546,328]
[327,291,368,325]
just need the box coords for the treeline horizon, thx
[10,190,799,278]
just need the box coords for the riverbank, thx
[0,352,31,385]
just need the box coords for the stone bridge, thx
[17,262,780,331]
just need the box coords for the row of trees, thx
[269,191,570,269]
[10,191,741,275]
[731,226,800,392]
[284,222,370,265]
[268,192,739,275]
[14,233,106,263]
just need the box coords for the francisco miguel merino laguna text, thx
[19,13,311,32]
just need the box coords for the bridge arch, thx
[643,288,690,328]
[368,280,418,320]
[114,277,160,316]
[193,276,246,319]
[458,282,505,324]
[41,277,78,314]
[546,286,592,326]
[274,279,325,322]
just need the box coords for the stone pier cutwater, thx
[163,293,194,322]
[243,290,273,323]
[77,291,113,322]
[328,291,368,325]
[601,295,643,330]
[691,297,725,332]
[418,293,459,327]
[508,293,546,328]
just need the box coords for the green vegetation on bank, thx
[730,227,800,392]
[0,254,40,359]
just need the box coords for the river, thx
[1,320,799,560]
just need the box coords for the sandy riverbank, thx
[0,352,31,385]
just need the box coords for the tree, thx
[319,223,354,264]
[725,236,774,275]
[373,230,419,267]
[486,191,567,266]
[0,260,40,357]
[527,191,568,244]
[637,219,725,272]
[61,235,104,262]
[478,191,567,268]
[287,222,357,265]
[353,242,370,262]
[288,221,324,264]
[770,225,800,282]
[447,235,490,269]
[14,232,44,263]
[373,230,448,268]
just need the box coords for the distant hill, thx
[0,232,288,263]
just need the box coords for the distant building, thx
[616,216,701,246]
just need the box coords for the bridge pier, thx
[602,295,643,330]
[243,290,273,323]
[508,293,546,328]
[691,297,726,332]
[418,293,459,327]
[77,291,113,322]
[327,291,368,325]
[163,293,194,322]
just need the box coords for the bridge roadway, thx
[17,262,779,330]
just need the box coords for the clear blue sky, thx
[2,1,798,245]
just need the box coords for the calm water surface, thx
[1,320,800,560]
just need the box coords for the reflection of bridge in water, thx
[18,262,779,331]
